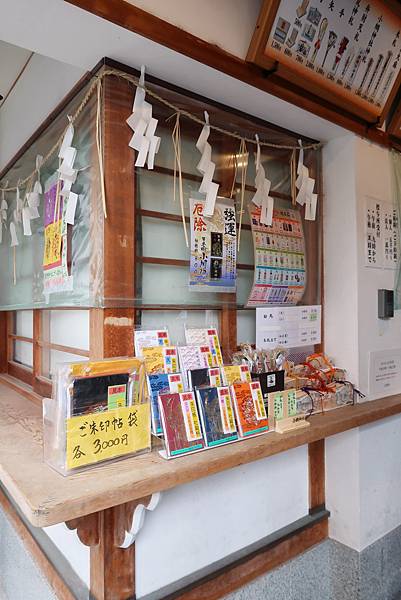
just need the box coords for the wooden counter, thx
[1,380,401,528]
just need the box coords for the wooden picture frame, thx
[388,87,401,140]
[247,0,401,126]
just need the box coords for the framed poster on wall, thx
[247,0,401,125]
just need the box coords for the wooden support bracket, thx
[65,495,159,600]
[119,492,162,549]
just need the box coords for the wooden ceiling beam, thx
[66,0,398,148]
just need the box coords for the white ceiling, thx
[0,40,32,103]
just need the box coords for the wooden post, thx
[88,72,137,599]
[0,312,7,373]
[218,139,238,361]
[90,507,135,600]
[67,500,149,600]
[308,439,325,513]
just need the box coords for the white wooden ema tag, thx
[275,414,310,434]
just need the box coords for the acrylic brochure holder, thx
[43,357,151,476]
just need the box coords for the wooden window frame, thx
[2,309,90,398]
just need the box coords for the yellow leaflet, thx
[43,220,62,267]
[222,365,251,387]
[66,404,150,470]
[70,358,143,377]
[142,346,164,373]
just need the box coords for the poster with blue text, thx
[189,197,236,293]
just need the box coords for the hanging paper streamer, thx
[22,206,32,236]
[295,140,317,221]
[9,222,18,247]
[26,155,42,221]
[65,192,78,225]
[252,135,274,226]
[58,120,77,193]
[57,120,81,226]
[195,111,219,217]
[13,186,23,225]
[0,187,7,244]
[126,65,161,170]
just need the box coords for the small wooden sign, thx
[267,388,298,430]
[247,0,401,125]
[275,414,310,434]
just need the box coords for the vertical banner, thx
[189,197,236,292]
[247,205,306,306]
[43,176,73,297]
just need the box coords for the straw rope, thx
[0,68,321,195]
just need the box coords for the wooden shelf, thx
[1,379,401,528]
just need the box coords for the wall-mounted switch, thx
[378,289,394,319]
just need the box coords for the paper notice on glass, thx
[369,349,401,397]
[247,205,306,306]
[256,305,321,349]
[189,197,236,292]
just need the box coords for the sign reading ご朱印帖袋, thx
[66,404,150,470]
[189,197,237,293]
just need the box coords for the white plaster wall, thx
[326,430,361,551]
[126,0,262,59]
[359,415,401,548]
[325,135,401,552]
[355,138,401,399]
[0,53,84,170]
[322,134,359,386]
[136,447,308,597]
[44,447,309,596]
[43,524,90,588]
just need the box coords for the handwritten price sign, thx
[66,404,150,470]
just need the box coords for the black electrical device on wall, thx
[378,289,394,319]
